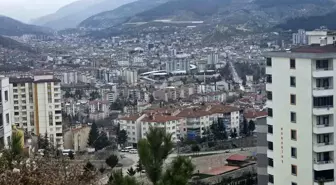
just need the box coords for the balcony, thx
[313,106,334,115]
[313,87,333,97]
[313,142,334,152]
[313,68,333,78]
[314,180,334,185]
[313,160,334,171]
[313,124,334,134]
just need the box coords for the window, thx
[267,91,272,100]
[290,112,296,123]
[316,78,330,89]
[266,58,272,67]
[292,183,297,185]
[13,83,17,87]
[14,112,19,116]
[0,113,3,126]
[266,75,272,83]
[290,94,296,105]
[313,96,333,107]
[268,141,273,150]
[56,133,62,137]
[291,130,297,140]
[55,110,61,114]
[316,60,330,70]
[4,90,8,101]
[268,108,273,117]
[268,174,274,183]
[317,115,330,126]
[290,76,296,87]
[291,147,297,158]
[268,125,273,134]
[291,165,297,176]
[268,158,274,167]
[290,59,296,69]
[5,113,9,125]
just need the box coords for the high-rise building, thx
[9,75,63,148]
[166,54,190,73]
[207,52,219,66]
[292,29,308,45]
[0,76,12,149]
[264,40,336,184]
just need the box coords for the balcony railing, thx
[314,159,333,164]
[314,86,333,90]
[315,142,333,146]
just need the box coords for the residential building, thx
[121,69,138,84]
[292,29,307,45]
[306,29,336,45]
[0,76,12,149]
[207,52,219,66]
[63,125,91,151]
[264,40,336,184]
[61,71,78,84]
[9,75,63,148]
[166,54,191,73]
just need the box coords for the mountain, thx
[0,15,52,36]
[32,0,136,30]
[0,35,34,52]
[79,0,169,29]
[277,10,336,30]
[124,0,335,25]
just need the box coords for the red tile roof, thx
[142,114,182,122]
[226,154,248,162]
[244,111,267,119]
[119,114,142,121]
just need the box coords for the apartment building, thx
[9,75,63,148]
[265,43,336,184]
[0,77,12,149]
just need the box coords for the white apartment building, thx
[119,114,184,147]
[265,43,336,184]
[61,71,78,84]
[306,29,336,46]
[9,75,63,148]
[0,77,12,149]
[121,69,138,84]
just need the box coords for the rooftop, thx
[291,44,336,53]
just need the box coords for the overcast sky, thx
[0,0,78,23]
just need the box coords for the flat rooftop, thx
[264,44,336,58]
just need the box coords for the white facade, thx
[0,77,12,149]
[265,50,336,184]
[61,71,78,84]
[121,69,138,85]
[166,54,191,73]
[9,75,63,148]
[207,53,219,65]
[306,30,336,46]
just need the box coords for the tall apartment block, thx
[265,32,336,185]
[0,76,12,149]
[9,75,63,148]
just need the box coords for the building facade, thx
[9,75,63,148]
[265,42,336,184]
[0,77,12,149]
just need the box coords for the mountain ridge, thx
[32,0,136,30]
[0,15,52,36]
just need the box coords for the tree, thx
[92,131,110,151]
[136,160,143,174]
[89,91,100,101]
[118,129,128,146]
[138,127,173,185]
[108,169,140,185]
[10,132,23,158]
[106,154,119,169]
[161,156,195,185]
[230,128,238,139]
[248,120,256,134]
[149,94,155,103]
[242,118,249,136]
[127,167,136,176]
[69,151,75,160]
[87,122,99,147]
[74,89,83,99]
[191,145,200,154]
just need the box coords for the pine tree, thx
[87,122,99,147]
